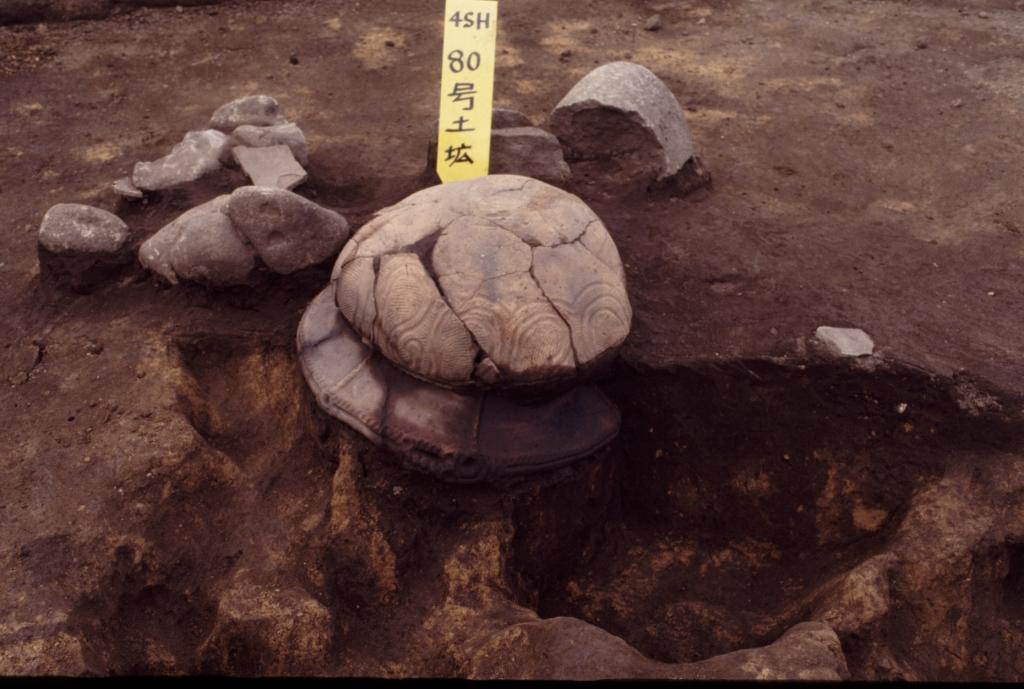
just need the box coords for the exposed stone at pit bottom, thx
[197,570,334,676]
[465,618,847,680]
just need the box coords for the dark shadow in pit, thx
[511,358,1024,664]
[69,332,339,675]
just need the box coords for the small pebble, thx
[915,39,928,49]
[85,341,103,355]
[643,14,663,31]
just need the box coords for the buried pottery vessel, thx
[297,175,632,482]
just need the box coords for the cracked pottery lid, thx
[330,174,632,392]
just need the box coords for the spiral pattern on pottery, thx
[559,280,632,363]
[374,254,476,383]
[458,297,575,378]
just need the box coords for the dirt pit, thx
[3,0,1024,680]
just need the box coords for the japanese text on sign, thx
[436,0,498,183]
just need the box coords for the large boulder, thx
[549,61,698,189]
[227,186,349,274]
[138,195,256,286]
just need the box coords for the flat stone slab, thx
[814,326,875,357]
[139,195,256,286]
[132,129,229,191]
[227,122,308,166]
[549,61,695,183]
[232,145,308,190]
[37,203,132,292]
[297,287,621,483]
[227,186,349,274]
[209,95,288,132]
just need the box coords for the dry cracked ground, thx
[2,0,1024,680]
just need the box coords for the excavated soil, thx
[2,0,1024,680]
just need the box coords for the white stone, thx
[814,326,875,357]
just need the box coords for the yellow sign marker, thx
[436,0,498,183]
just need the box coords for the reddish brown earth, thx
[2,0,1024,679]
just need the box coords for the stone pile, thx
[38,94,348,293]
[139,186,349,286]
[115,95,309,198]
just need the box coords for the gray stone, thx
[131,129,230,191]
[37,203,132,292]
[112,177,144,199]
[814,326,875,357]
[490,126,571,185]
[232,145,308,190]
[226,122,308,166]
[38,203,129,255]
[643,14,663,31]
[139,195,256,286]
[549,61,696,183]
[227,186,349,274]
[426,113,568,184]
[209,95,288,132]
[492,107,533,129]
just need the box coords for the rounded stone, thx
[331,175,632,391]
[37,203,132,292]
